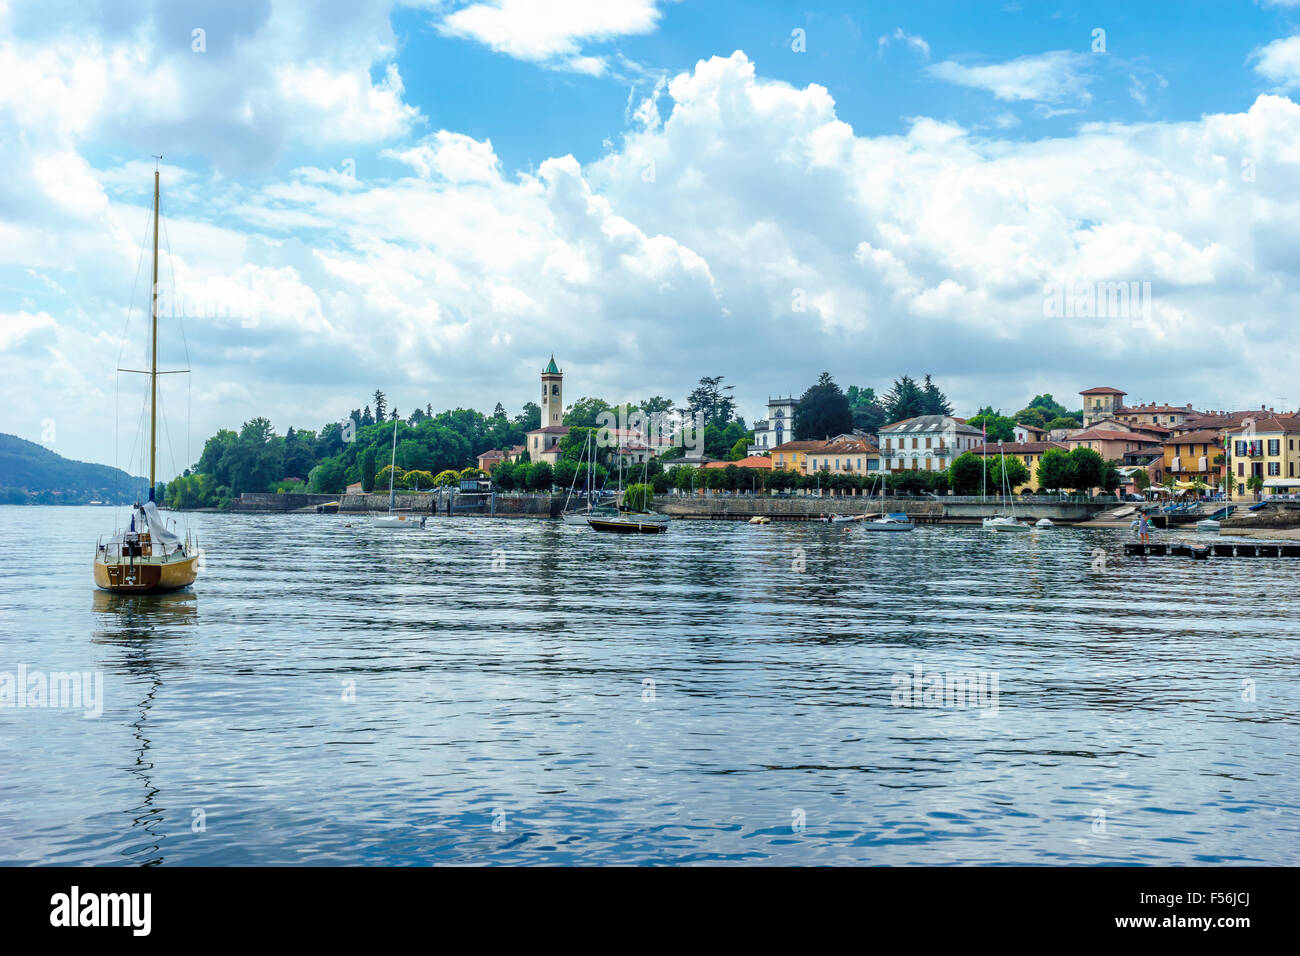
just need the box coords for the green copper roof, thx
[544,355,560,374]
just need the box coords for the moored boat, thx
[588,509,669,534]
[94,166,201,593]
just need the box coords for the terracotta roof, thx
[527,425,571,435]
[1016,423,1047,433]
[771,440,830,452]
[703,456,774,469]
[973,441,1068,455]
[1226,415,1300,434]
[1080,386,1126,395]
[1066,429,1162,443]
[477,449,506,460]
[1162,431,1225,446]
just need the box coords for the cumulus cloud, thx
[1251,35,1300,90]
[437,0,666,74]
[927,51,1095,104]
[5,29,1300,470]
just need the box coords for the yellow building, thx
[1160,430,1224,491]
[973,441,1068,492]
[770,440,821,474]
[1225,415,1300,499]
[804,438,881,476]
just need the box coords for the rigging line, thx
[116,200,155,375]
[159,202,193,480]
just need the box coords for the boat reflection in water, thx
[90,589,198,866]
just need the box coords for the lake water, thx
[1,505,1296,865]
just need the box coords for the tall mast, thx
[149,166,160,500]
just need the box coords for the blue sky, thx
[5,0,1300,475]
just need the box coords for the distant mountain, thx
[0,433,147,505]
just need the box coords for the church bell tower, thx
[541,355,563,427]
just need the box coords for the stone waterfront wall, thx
[232,493,343,512]
[336,492,568,516]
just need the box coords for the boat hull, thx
[860,522,914,531]
[372,515,422,528]
[94,553,199,593]
[587,516,668,534]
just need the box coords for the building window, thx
[911,437,918,449]
[1268,462,1281,476]
[1238,463,1244,477]
[1268,439,1280,456]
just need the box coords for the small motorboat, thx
[1195,518,1220,532]
[372,513,425,529]
[983,515,1031,532]
[860,514,915,531]
[830,514,862,523]
[748,516,771,525]
[1035,518,1054,528]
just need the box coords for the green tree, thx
[403,469,435,490]
[1045,416,1080,432]
[1037,447,1075,492]
[1246,474,1264,499]
[1069,447,1106,492]
[372,390,387,423]
[793,372,852,440]
[433,469,460,487]
[685,375,737,428]
[728,435,750,460]
[528,461,554,491]
[624,482,654,511]
[361,448,376,492]
[1013,407,1047,428]
[921,375,953,416]
[882,375,928,423]
[949,452,987,495]
[639,396,675,418]
[564,397,612,428]
[967,410,1017,443]
[1132,469,1151,494]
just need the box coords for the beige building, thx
[1079,387,1127,426]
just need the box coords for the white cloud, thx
[438,0,665,73]
[1251,35,1300,90]
[383,131,503,183]
[877,28,930,60]
[927,51,1094,104]
[6,40,1300,469]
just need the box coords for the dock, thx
[1124,542,1300,558]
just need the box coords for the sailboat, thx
[587,434,668,534]
[860,474,915,531]
[372,420,423,529]
[561,431,613,525]
[982,444,1030,532]
[94,167,202,592]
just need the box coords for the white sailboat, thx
[372,419,424,529]
[94,166,202,592]
[982,443,1030,532]
[860,474,915,531]
[561,431,612,525]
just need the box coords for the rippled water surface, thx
[1,505,1296,865]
